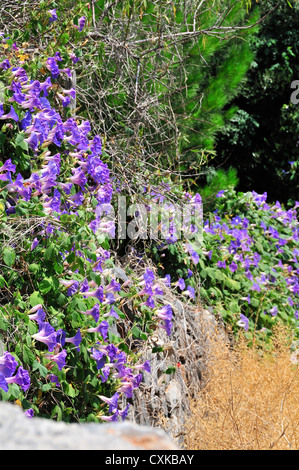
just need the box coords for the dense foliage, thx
[214,0,299,206]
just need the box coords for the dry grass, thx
[184,324,299,450]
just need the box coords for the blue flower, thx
[65,329,82,352]
[32,322,58,352]
[77,16,86,32]
[48,9,58,23]
[0,105,19,122]
[237,314,249,332]
[5,366,30,391]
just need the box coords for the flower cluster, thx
[0,34,158,421]
[181,189,299,335]
[0,351,30,393]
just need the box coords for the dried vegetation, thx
[184,324,299,450]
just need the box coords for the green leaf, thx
[44,243,56,260]
[0,275,8,288]
[15,133,29,151]
[64,382,78,397]
[250,297,260,308]
[152,346,164,353]
[131,325,145,339]
[41,383,52,392]
[3,248,16,267]
[39,279,52,294]
[23,345,35,366]
[0,315,9,332]
[60,32,70,45]
[228,300,239,313]
[28,263,40,274]
[29,291,43,307]
[164,366,176,375]
[32,361,48,378]
[223,276,241,291]
[8,383,20,398]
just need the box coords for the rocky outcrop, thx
[127,299,225,448]
[0,401,178,450]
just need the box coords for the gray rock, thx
[0,402,178,450]
[126,290,229,448]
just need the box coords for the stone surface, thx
[118,277,229,449]
[0,402,178,450]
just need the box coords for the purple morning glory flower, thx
[69,168,87,189]
[91,348,107,370]
[217,260,226,268]
[20,110,32,130]
[32,322,58,352]
[237,313,249,331]
[177,278,185,290]
[28,307,46,324]
[119,404,130,421]
[269,306,278,317]
[87,320,109,340]
[49,374,60,387]
[99,365,110,383]
[134,360,151,374]
[0,59,10,70]
[0,159,16,173]
[69,53,80,63]
[11,66,28,81]
[24,131,39,151]
[251,282,261,292]
[117,381,134,399]
[5,366,30,391]
[80,278,89,293]
[104,306,119,320]
[45,349,67,370]
[0,351,18,378]
[229,261,238,273]
[77,16,86,32]
[100,410,119,422]
[80,304,100,323]
[99,392,119,413]
[46,57,60,79]
[159,318,172,336]
[83,286,104,303]
[105,279,121,293]
[184,285,195,299]
[78,16,86,31]
[65,329,82,352]
[67,280,79,296]
[24,409,34,419]
[155,304,173,335]
[57,93,70,107]
[30,238,39,251]
[144,295,155,308]
[48,9,58,22]
[0,105,19,122]
[0,372,8,392]
[162,274,171,287]
[138,284,153,297]
[142,268,155,286]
